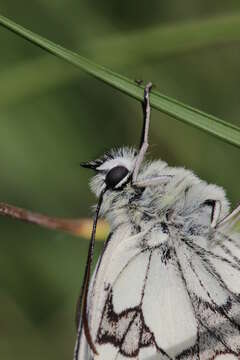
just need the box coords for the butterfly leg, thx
[132,82,152,182]
[211,200,222,228]
[133,175,173,188]
[204,199,222,228]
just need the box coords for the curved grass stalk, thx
[0,14,240,147]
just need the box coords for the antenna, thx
[74,190,105,358]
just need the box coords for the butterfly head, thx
[81,147,137,196]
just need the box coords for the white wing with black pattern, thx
[76,210,240,360]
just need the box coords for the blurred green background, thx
[0,1,240,359]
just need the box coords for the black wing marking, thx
[96,249,172,359]
[97,290,157,357]
[175,235,240,359]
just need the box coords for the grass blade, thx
[0,14,240,148]
[2,13,240,108]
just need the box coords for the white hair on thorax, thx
[89,147,230,233]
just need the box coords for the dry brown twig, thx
[0,202,108,240]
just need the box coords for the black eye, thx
[105,166,129,189]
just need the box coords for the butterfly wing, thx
[173,203,240,360]
[75,207,240,360]
[75,226,149,360]
[175,237,240,359]
[75,225,197,360]
[96,245,198,359]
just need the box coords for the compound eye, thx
[105,166,129,189]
